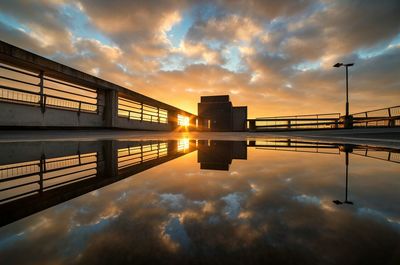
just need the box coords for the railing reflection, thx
[1,138,398,226]
[248,139,400,164]
[0,153,98,204]
[0,140,196,227]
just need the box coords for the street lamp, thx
[333,62,354,117]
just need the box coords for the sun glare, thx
[177,114,190,126]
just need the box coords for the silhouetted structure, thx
[198,95,247,131]
[197,140,247,170]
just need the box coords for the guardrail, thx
[0,63,101,114]
[248,113,340,131]
[118,96,168,123]
[352,105,400,127]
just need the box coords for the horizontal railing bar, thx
[353,116,400,121]
[44,160,97,175]
[44,166,96,181]
[253,145,338,149]
[256,113,340,119]
[251,140,339,146]
[0,75,39,87]
[0,163,39,172]
[46,153,95,164]
[352,105,400,115]
[44,173,96,190]
[0,85,101,108]
[0,160,97,182]
[0,172,40,182]
[0,84,40,95]
[0,64,39,78]
[44,77,97,93]
[44,86,98,100]
[118,97,140,104]
[253,118,339,122]
[45,95,99,107]
[0,190,38,204]
[256,147,340,155]
[352,152,400,164]
[0,179,39,192]
[255,121,338,128]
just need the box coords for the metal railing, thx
[118,96,168,123]
[0,152,98,204]
[352,105,400,127]
[249,113,340,131]
[0,63,102,114]
[117,141,168,170]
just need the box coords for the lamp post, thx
[333,62,354,117]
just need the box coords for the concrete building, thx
[198,95,247,131]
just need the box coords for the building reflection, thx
[197,140,247,170]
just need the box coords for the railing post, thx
[365,112,368,127]
[39,70,45,113]
[158,107,160,123]
[103,90,118,128]
[140,103,143,121]
[78,101,81,116]
[39,154,45,193]
[388,108,395,127]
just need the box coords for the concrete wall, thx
[116,117,172,130]
[232,106,248,131]
[198,101,233,131]
[0,101,103,128]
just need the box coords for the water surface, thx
[0,138,399,264]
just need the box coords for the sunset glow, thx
[0,1,399,117]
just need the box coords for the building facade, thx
[198,95,247,131]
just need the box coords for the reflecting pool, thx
[0,138,399,264]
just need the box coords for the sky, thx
[0,0,399,117]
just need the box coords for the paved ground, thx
[0,128,399,148]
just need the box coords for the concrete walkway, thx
[0,128,399,148]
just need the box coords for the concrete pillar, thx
[249,120,256,131]
[339,115,353,129]
[102,140,118,178]
[103,90,118,128]
[168,110,178,130]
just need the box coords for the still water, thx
[0,138,399,264]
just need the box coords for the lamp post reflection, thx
[333,145,354,205]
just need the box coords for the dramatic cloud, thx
[0,0,399,116]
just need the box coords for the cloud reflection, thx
[0,147,399,264]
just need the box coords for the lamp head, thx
[333,63,343,68]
